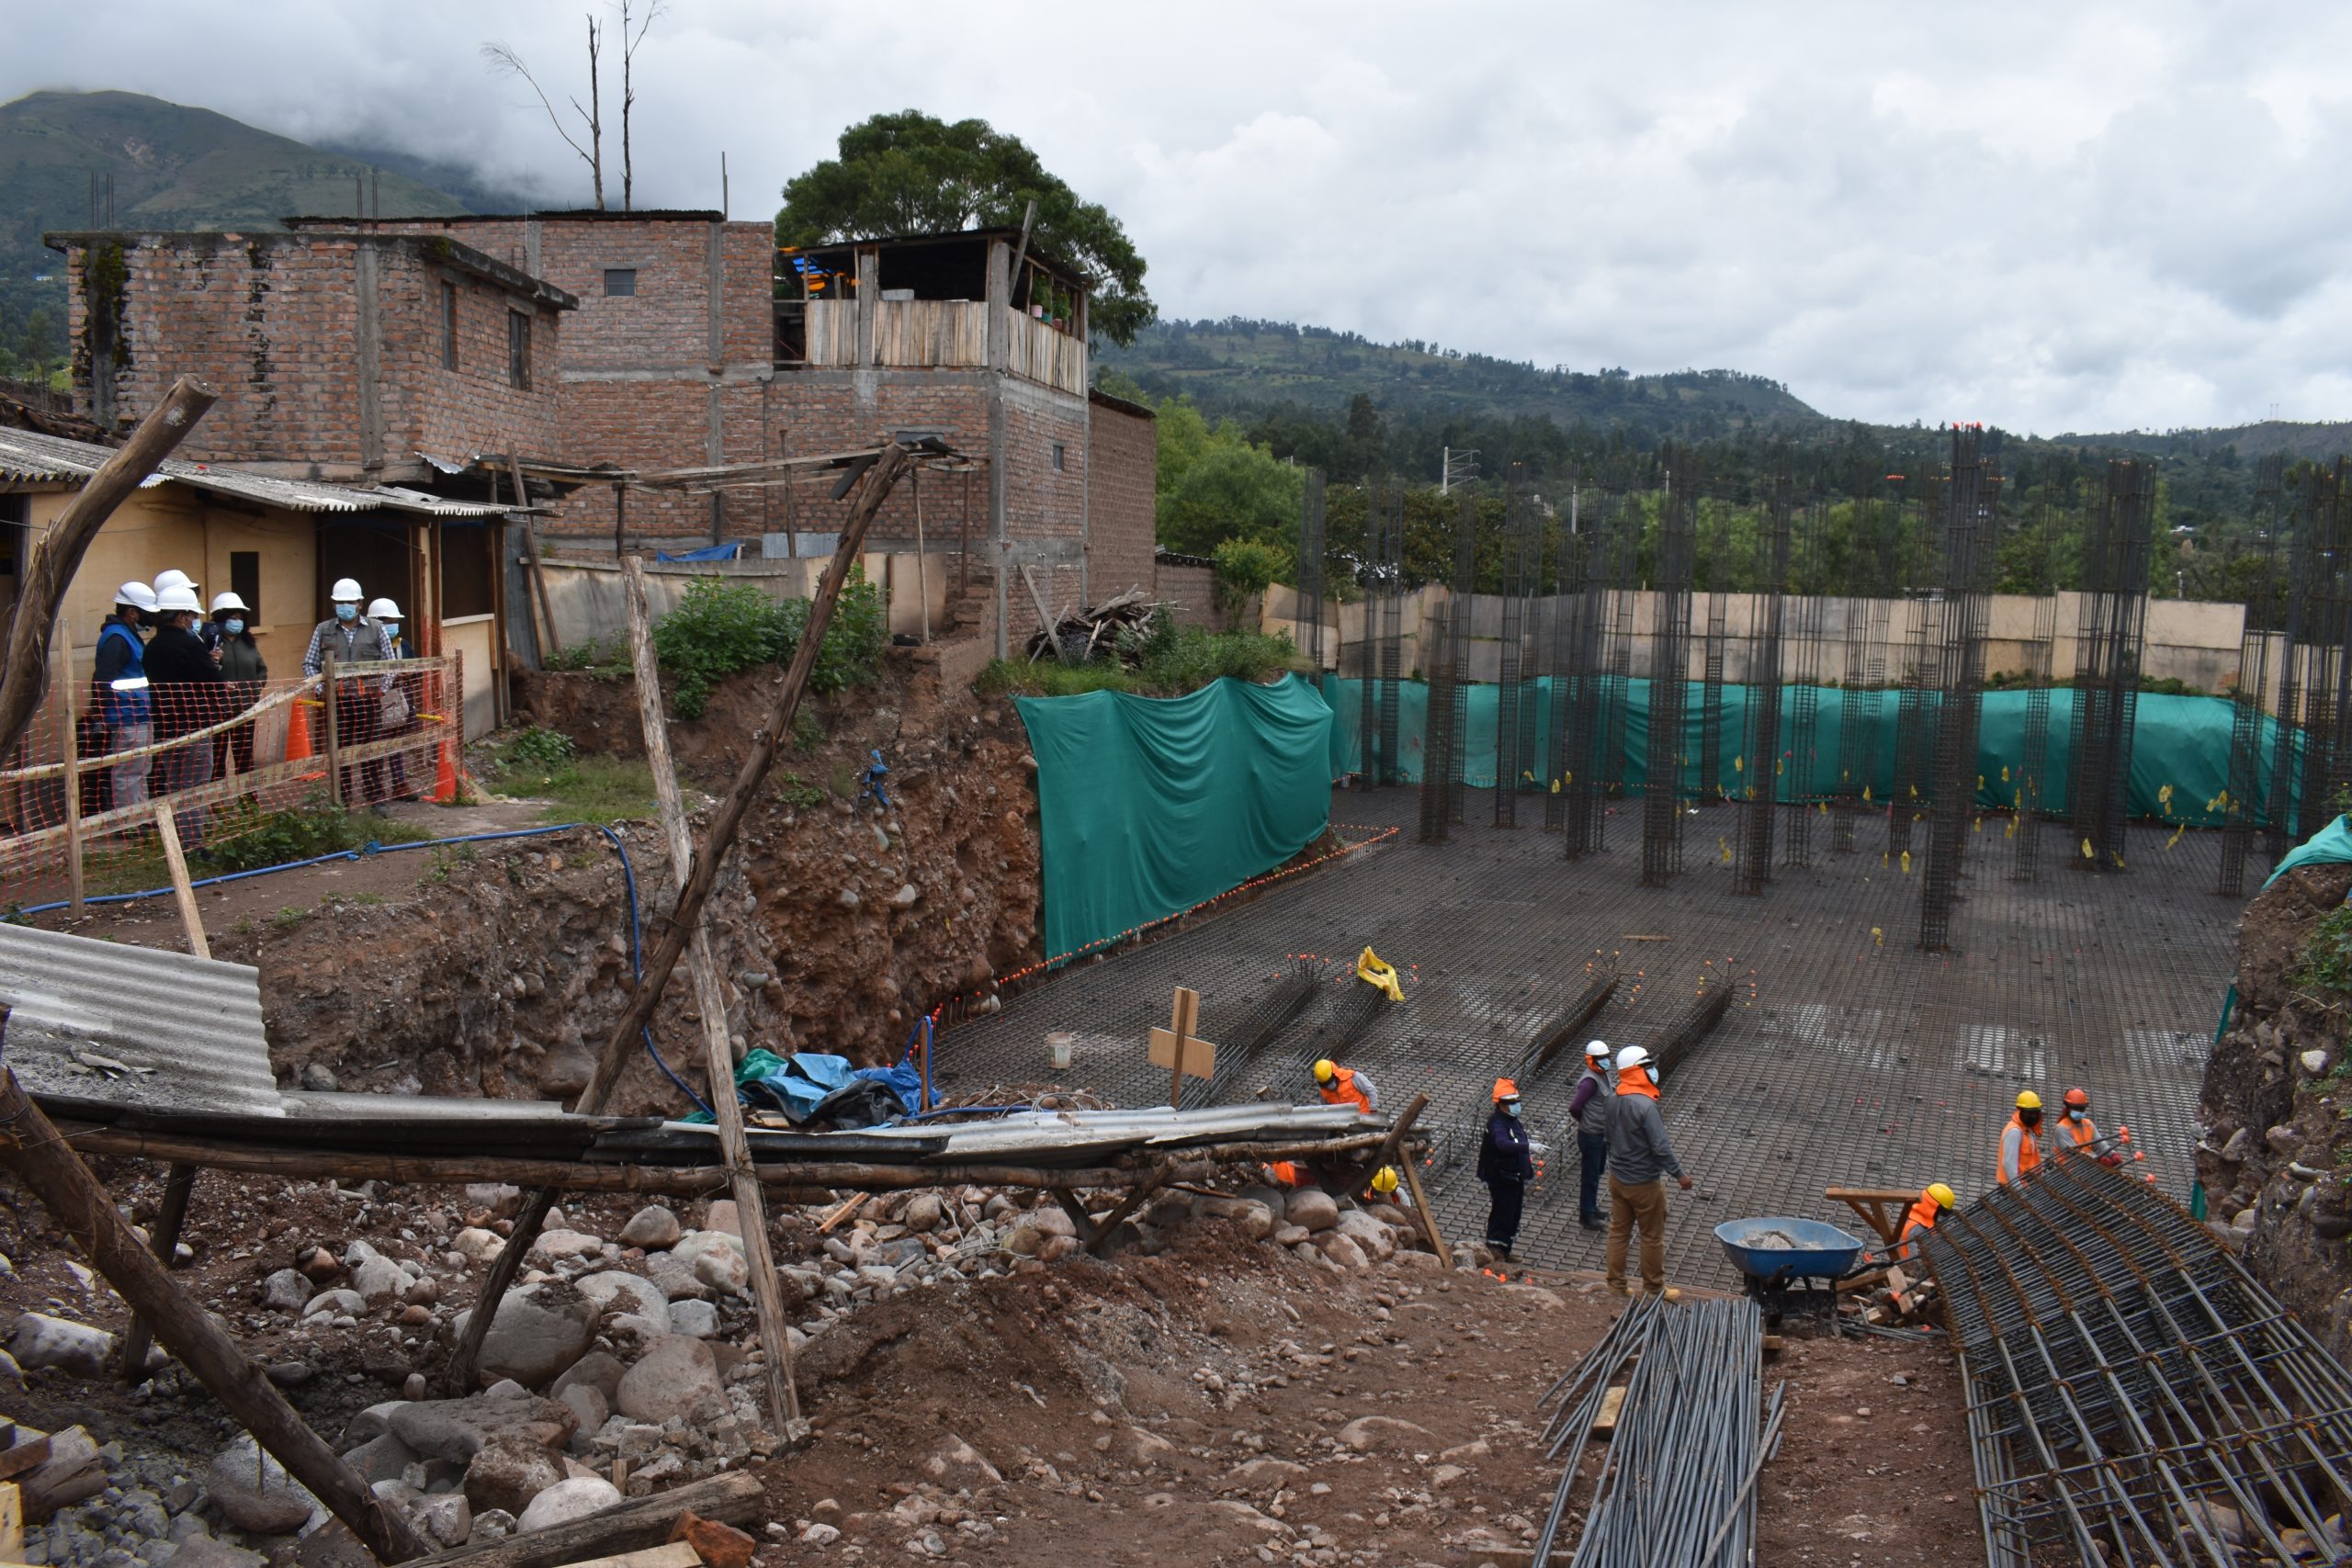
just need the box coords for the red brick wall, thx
[62,234,561,473]
[1087,397,1157,604]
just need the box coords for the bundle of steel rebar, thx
[1921,1156,2352,1568]
[1532,1294,1783,1567]
[1187,958,1320,1106]
[1512,971,1623,1085]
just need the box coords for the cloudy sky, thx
[9,0,2347,436]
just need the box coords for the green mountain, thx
[1097,316,1826,441]
[0,89,485,277]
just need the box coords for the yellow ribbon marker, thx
[1900,850,1912,874]
[2166,823,2187,849]
[1734,755,1745,773]
[1776,757,1785,775]
[1871,926,1884,946]
[2081,838,2095,860]
[1719,837,1732,863]
[1863,784,1873,803]
[2002,765,2011,783]
[2006,817,2018,839]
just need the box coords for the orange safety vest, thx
[1894,1196,1940,1259]
[1614,1066,1660,1101]
[1264,1160,1308,1188]
[1996,1113,2042,1186]
[1319,1067,1374,1115]
[2057,1115,2098,1156]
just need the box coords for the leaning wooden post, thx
[620,555,804,1433]
[54,624,85,917]
[0,1025,424,1562]
[450,444,912,1391]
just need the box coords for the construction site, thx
[1,232,2351,1568]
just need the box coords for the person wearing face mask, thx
[142,583,228,845]
[1605,1044,1689,1301]
[207,593,267,784]
[368,597,419,802]
[1311,1057,1379,1114]
[1567,1039,1615,1232]
[93,582,157,814]
[2052,1088,2121,1168]
[1477,1078,1534,1264]
[304,580,391,807]
[1996,1091,2044,1187]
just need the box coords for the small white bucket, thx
[1046,1032,1076,1071]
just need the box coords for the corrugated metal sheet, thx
[0,924,282,1120]
[0,429,506,517]
[691,1100,1383,1161]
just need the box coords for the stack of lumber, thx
[1023,587,1159,664]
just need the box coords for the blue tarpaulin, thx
[655,542,745,563]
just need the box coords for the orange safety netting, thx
[0,653,464,902]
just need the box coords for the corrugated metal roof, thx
[0,924,283,1120]
[0,429,508,517]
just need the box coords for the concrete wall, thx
[535,552,950,656]
[1264,584,2260,697]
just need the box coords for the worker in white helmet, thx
[208,592,267,782]
[304,579,392,807]
[93,582,158,813]
[1568,1040,1615,1231]
[368,598,419,801]
[143,583,227,844]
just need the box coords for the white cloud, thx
[8,0,2352,434]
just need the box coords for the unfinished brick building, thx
[52,217,1156,660]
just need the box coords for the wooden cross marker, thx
[1147,987,1217,1108]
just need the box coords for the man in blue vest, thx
[92,582,157,812]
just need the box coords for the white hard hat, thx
[368,598,403,620]
[1584,1039,1612,1060]
[1614,1044,1651,1072]
[331,578,365,603]
[155,584,203,615]
[116,581,159,612]
[209,591,250,614]
[153,569,196,595]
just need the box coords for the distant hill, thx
[2051,420,2352,465]
[1094,316,1830,440]
[0,89,495,277]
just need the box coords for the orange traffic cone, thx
[432,739,458,805]
[285,696,311,761]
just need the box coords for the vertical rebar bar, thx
[1645,454,1697,886]
[1736,456,1791,895]
[2219,456,2282,895]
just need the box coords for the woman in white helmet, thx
[143,582,228,844]
[208,592,267,783]
[368,598,418,801]
[304,579,392,807]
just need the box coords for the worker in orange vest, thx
[1996,1091,2044,1186]
[1894,1182,1956,1260]
[1313,1058,1379,1114]
[2052,1088,2123,1167]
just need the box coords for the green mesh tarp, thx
[1016,673,1334,962]
[1320,679,2286,829]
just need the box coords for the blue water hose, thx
[14,823,714,1117]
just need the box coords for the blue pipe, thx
[16,823,714,1117]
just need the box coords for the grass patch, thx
[978,625,1306,699]
[481,728,660,826]
[2296,903,2352,995]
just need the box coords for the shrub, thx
[977,625,1304,698]
[191,793,431,875]
[651,571,889,719]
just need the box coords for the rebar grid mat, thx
[930,787,2236,1282]
[1921,1157,2352,1568]
[1532,1293,1780,1567]
[1184,958,1320,1109]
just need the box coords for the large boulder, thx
[1285,1190,1340,1233]
[549,1352,625,1406]
[206,1437,319,1535]
[574,1272,670,1332]
[618,1206,681,1250]
[350,1256,410,1305]
[449,1281,596,1388]
[389,1393,576,1465]
[614,1335,724,1424]
[515,1475,622,1532]
[7,1313,115,1377]
[414,1493,473,1550]
[1336,1210,1397,1261]
[463,1438,564,1517]
[259,1270,314,1314]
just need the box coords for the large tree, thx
[777,111,1155,346]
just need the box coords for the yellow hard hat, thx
[1370,1167,1400,1195]
[1313,1059,1337,1085]
[1927,1182,1957,1210]
[2016,1090,2041,1111]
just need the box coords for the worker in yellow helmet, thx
[1894,1182,1957,1260]
[1312,1057,1379,1115]
[1364,1166,1401,1202]
[1996,1091,2044,1187]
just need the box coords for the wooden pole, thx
[118,1163,195,1385]
[55,624,83,918]
[911,468,930,644]
[0,1042,424,1563]
[0,378,219,765]
[509,457,563,661]
[452,445,912,1390]
[153,806,209,960]
[1165,987,1197,1111]
[321,649,342,809]
[413,1472,759,1568]
[620,556,803,1433]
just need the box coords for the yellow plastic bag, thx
[1356,946,1404,1003]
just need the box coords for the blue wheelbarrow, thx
[1714,1216,1873,1325]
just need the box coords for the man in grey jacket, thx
[1604,1043,1690,1300]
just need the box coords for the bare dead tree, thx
[482,16,606,209]
[616,0,664,212]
